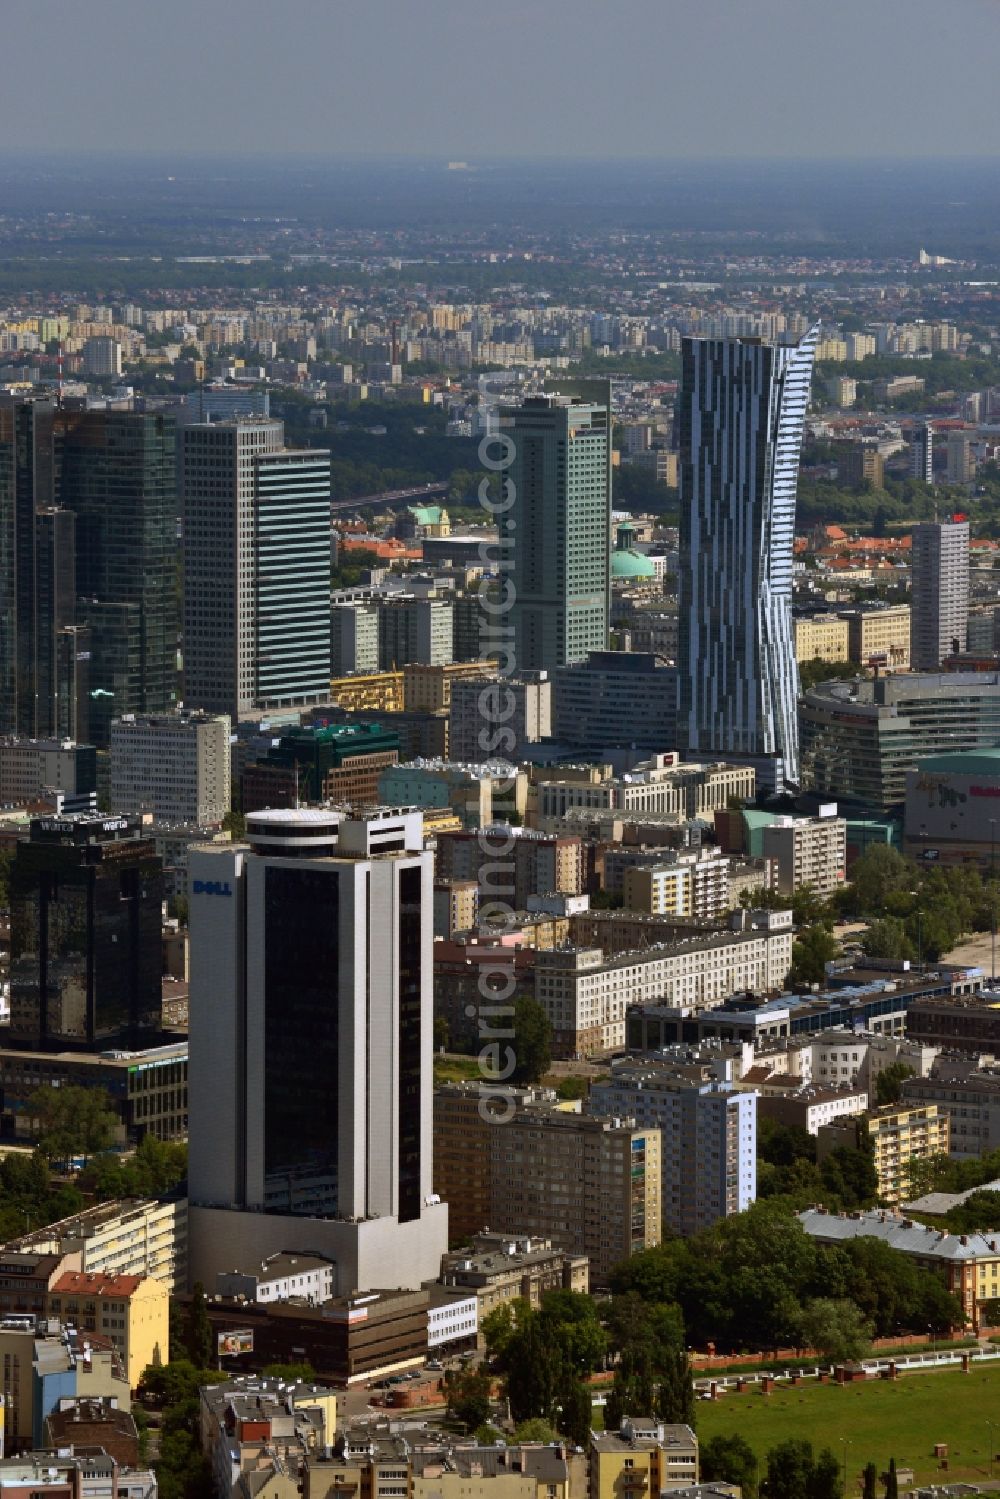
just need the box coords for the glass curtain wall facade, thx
[678,328,818,788]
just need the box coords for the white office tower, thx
[678,328,818,792]
[186,806,448,1293]
[911,422,934,484]
[910,517,970,670]
[182,418,332,722]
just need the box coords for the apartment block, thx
[901,1065,1000,1158]
[761,814,847,897]
[533,914,794,1056]
[433,1085,660,1283]
[622,852,730,920]
[448,674,552,762]
[817,1103,949,1204]
[591,1061,756,1235]
[838,441,885,489]
[435,827,584,910]
[5,1196,187,1293]
[110,711,231,824]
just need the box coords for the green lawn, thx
[695,1365,1000,1487]
[433,1053,481,1085]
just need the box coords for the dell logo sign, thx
[193,879,233,897]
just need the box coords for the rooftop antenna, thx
[56,340,64,407]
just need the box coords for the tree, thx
[28,1085,118,1163]
[875,1062,916,1107]
[860,918,915,962]
[863,1463,878,1499]
[654,1348,695,1426]
[184,1283,215,1369]
[796,1298,872,1363]
[558,1379,593,1446]
[510,996,552,1084]
[810,1449,842,1499]
[445,1367,492,1431]
[701,1434,758,1499]
[885,1458,898,1499]
[766,1440,816,1499]
[838,846,915,920]
[789,923,840,986]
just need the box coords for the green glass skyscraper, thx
[505,378,612,673]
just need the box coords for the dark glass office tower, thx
[58,409,178,743]
[0,399,60,736]
[9,813,164,1050]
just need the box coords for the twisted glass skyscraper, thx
[678,328,818,790]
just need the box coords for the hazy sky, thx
[5,0,1000,160]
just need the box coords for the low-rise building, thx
[200,1376,336,1499]
[590,1417,699,1499]
[47,1272,169,1387]
[755,1084,868,1135]
[436,1233,589,1326]
[215,1253,335,1306]
[0,1452,154,1499]
[377,760,525,830]
[0,1043,188,1145]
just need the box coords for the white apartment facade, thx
[534,916,794,1055]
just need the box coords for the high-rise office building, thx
[910,517,969,670]
[186,807,448,1293]
[9,814,163,1050]
[182,419,332,722]
[0,400,67,738]
[911,422,934,483]
[678,328,818,790]
[505,379,612,672]
[58,408,178,746]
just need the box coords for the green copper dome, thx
[611,547,656,580]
